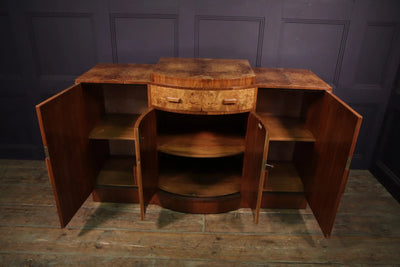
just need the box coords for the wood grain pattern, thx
[202,88,257,113]
[158,131,245,158]
[149,85,202,112]
[254,67,332,91]
[2,161,400,265]
[150,85,256,114]
[241,112,269,224]
[89,114,140,140]
[152,57,255,88]
[258,113,315,141]
[75,63,154,84]
[302,91,362,237]
[158,155,242,198]
[36,84,95,228]
[134,109,158,220]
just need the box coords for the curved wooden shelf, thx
[158,155,242,197]
[158,130,245,158]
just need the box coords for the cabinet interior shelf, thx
[89,114,140,140]
[96,156,137,187]
[264,162,304,193]
[157,130,245,158]
[158,155,242,197]
[258,113,315,142]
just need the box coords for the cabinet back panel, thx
[82,84,106,131]
[82,84,110,177]
[257,89,324,120]
[257,89,304,117]
[103,84,148,114]
[109,140,135,156]
[268,142,295,162]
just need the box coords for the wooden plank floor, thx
[0,160,400,266]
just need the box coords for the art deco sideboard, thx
[36,57,362,237]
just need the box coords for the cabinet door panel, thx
[134,109,158,219]
[305,91,362,237]
[36,84,94,227]
[242,112,269,223]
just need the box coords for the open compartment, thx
[261,141,314,209]
[154,110,248,213]
[81,83,148,202]
[156,111,248,158]
[256,88,324,208]
[256,88,324,141]
[158,153,243,197]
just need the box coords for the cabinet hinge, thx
[44,146,50,159]
[345,156,352,170]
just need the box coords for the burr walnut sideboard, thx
[36,57,362,237]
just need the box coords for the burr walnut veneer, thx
[36,58,362,237]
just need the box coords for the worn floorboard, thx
[0,160,399,265]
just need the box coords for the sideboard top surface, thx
[151,57,255,89]
[75,63,154,85]
[254,67,332,91]
[75,58,331,91]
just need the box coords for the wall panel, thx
[349,103,378,166]
[195,16,264,66]
[110,14,178,63]
[0,14,21,78]
[29,13,97,79]
[278,19,349,87]
[355,22,397,89]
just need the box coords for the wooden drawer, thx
[150,85,257,113]
[150,85,202,112]
[202,88,257,113]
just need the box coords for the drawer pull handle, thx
[167,97,181,103]
[222,98,237,105]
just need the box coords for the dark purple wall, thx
[1,0,400,169]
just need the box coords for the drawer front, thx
[202,88,257,113]
[150,85,202,112]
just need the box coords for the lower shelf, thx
[96,156,137,187]
[93,156,139,203]
[92,156,306,209]
[264,162,304,193]
[158,154,242,198]
[262,162,307,209]
[157,130,245,158]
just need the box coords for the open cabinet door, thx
[134,109,158,220]
[36,84,95,227]
[306,91,362,237]
[242,112,269,224]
